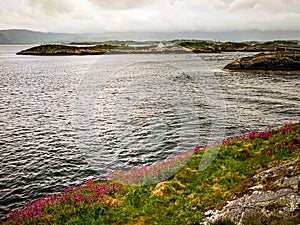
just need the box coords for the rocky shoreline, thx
[202,158,300,225]
[223,52,300,74]
[3,122,300,224]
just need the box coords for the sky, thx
[0,0,300,33]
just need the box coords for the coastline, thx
[3,122,300,225]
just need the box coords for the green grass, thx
[3,122,300,225]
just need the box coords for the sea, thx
[0,45,299,218]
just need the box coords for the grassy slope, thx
[3,122,300,225]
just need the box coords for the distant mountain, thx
[0,29,299,44]
[0,29,88,44]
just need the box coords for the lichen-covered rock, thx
[201,159,300,225]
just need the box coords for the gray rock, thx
[201,159,300,225]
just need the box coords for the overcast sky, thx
[0,0,300,33]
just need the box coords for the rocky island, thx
[16,43,191,55]
[223,51,300,74]
[16,44,115,55]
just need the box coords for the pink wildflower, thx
[297,135,300,142]
[86,179,94,186]
[193,145,200,153]
[280,123,292,134]
[266,150,271,157]
[73,193,84,202]
[247,130,258,140]
[258,131,270,139]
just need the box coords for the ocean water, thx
[0,45,299,218]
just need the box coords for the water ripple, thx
[0,47,300,218]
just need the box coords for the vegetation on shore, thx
[3,122,300,225]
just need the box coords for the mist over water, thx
[0,46,299,217]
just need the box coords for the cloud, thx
[88,0,151,10]
[225,0,300,31]
[0,0,299,33]
[228,0,288,13]
[25,0,75,15]
[282,0,300,13]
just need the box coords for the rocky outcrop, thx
[223,52,300,73]
[202,159,300,225]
